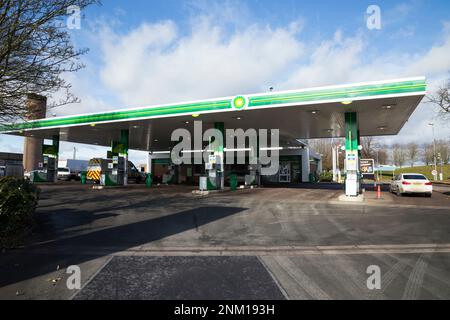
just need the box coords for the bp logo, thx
[232,95,249,110]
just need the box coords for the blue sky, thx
[1,0,450,164]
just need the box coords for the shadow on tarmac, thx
[0,206,246,287]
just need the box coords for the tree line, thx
[310,137,450,171]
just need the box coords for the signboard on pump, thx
[346,151,358,171]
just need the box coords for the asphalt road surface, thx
[0,183,449,300]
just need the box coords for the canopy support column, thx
[121,129,129,186]
[214,122,225,190]
[147,152,152,174]
[344,112,360,196]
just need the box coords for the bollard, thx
[229,174,237,191]
[80,171,86,185]
[145,173,152,188]
[377,184,381,199]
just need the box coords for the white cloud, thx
[409,34,450,78]
[280,24,450,89]
[280,30,365,88]
[98,17,304,106]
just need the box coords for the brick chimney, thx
[23,94,47,172]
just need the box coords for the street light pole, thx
[429,123,437,180]
[375,148,380,182]
[336,145,342,183]
[332,145,337,182]
[438,152,443,181]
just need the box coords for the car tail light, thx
[425,182,432,186]
[402,181,411,185]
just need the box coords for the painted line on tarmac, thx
[251,197,450,211]
[322,200,450,211]
[21,243,450,256]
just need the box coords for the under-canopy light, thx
[224,148,251,152]
[181,150,207,154]
[260,147,283,151]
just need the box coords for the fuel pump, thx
[215,153,224,189]
[345,150,360,196]
[206,154,223,190]
[117,156,125,185]
[43,155,57,182]
[42,136,59,182]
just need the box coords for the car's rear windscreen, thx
[403,175,427,180]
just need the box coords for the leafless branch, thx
[0,0,99,123]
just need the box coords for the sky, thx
[1,0,450,165]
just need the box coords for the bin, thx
[145,173,152,188]
[229,174,237,191]
[80,171,87,185]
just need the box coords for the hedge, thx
[319,171,334,182]
[0,177,40,248]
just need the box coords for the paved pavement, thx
[74,256,285,300]
[0,183,449,300]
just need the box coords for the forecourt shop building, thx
[0,77,426,197]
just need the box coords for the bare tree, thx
[361,137,389,166]
[308,138,345,171]
[428,77,450,118]
[422,143,434,166]
[406,142,419,167]
[309,139,333,171]
[0,0,99,123]
[436,139,450,165]
[361,136,378,159]
[392,143,406,168]
[377,146,388,165]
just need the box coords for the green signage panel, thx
[42,144,58,156]
[0,78,426,133]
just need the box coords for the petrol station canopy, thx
[0,77,427,151]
